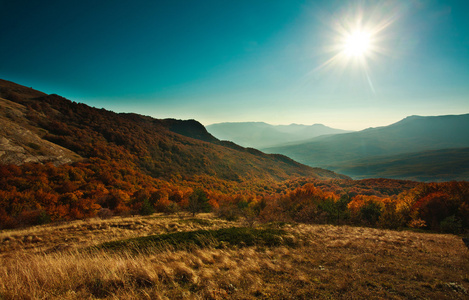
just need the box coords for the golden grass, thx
[1,213,468,299]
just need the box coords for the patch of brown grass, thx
[1,214,468,299]
[0,213,233,256]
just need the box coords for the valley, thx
[262,114,469,181]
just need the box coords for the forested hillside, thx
[0,79,468,235]
[0,79,341,182]
[0,79,344,227]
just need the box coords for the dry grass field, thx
[1,213,468,299]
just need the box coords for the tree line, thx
[1,162,467,234]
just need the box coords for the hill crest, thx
[0,78,347,182]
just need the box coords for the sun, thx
[313,2,399,76]
[343,30,371,57]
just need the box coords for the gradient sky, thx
[1,0,468,130]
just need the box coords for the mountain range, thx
[206,122,350,148]
[263,114,469,181]
[0,79,345,182]
[1,78,467,184]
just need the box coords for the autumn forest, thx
[0,79,467,235]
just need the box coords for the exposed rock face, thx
[0,97,81,165]
[0,126,76,166]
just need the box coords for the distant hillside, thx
[0,79,345,182]
[206,122,350,148]
[264,114,469,181]
[330,148,469,182]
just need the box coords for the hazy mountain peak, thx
[206,122,350,148]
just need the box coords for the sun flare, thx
[312,2,401,95]
[343,30,371,57]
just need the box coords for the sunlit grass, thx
[1,213,468,299]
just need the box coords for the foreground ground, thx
[0,213,468,299]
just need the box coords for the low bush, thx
[95,227,295,253]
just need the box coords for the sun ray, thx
[306,2,401,94]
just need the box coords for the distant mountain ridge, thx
[206,122,351,148]
[264,113,469,181]
[0,78,347,182]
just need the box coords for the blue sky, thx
[1,0,468,130]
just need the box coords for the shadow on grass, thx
[92,227,295,253]
[177,218,213,226]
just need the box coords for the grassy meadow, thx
[1,213,468,299]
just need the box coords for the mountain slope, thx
[264,114,469,181]
[0,92,82,165]
[0,79,346,182]
[206,122,350,148]
[331,148,469,182]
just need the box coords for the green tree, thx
[360,201,382,226]
[140,198,155,216]
[188,189,211,216]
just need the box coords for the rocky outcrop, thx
[0,97,81,165]
[0,122,80,166]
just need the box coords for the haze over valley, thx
[206,122,351,148]
[260,114,469,181]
